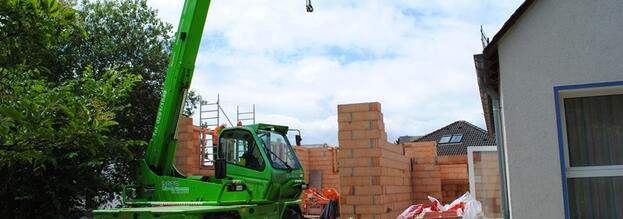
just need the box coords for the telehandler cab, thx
[94,0,313,218]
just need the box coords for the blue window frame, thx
[554,81,623,219]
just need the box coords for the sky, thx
[146,0,523,146]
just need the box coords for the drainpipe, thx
[485,89,511,219]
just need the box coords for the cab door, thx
[218,129,271,202]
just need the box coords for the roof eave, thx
[483,0,536,55]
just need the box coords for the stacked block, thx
[338,102,412,219]
[174,117,214,176]
[403,141,470,204]
[436,155,468,165]
[293,146,340,189]
[441,180,469,203]
[403,141,442,204]
[174,117,200,175]
[440,164,468,180]
[294,147,310,182]
[438,163,468,202]
[309,148,340,189]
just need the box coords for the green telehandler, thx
[94,0,313,218]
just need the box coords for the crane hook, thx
[306,0,314,12]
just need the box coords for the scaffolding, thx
[198,95,233,167]
[236,104,256,125]
[198,95,256,167]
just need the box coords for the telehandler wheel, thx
[282,206,304,219]
[203,212,240,219]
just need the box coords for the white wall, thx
[496,0,623,218]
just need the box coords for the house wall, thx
[495,0,623,218]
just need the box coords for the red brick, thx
[338,103,373,113]
[340,139,379,148]
[352,130,383,139]
[351,111,382,121]
[340,204,355,214]
[352,186,384,195]
[338,112,352,122]
[339,120,382,131]
[340,176,380,185]
[356,205,386,214]
[368,102,381,112]
[338,157,380,167]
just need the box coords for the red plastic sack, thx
[397,204,424,219]
[427,196,442,212]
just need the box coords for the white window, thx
[557,84,623,219]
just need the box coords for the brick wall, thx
[437,155,468,165]
[439,164,468,201]
[338,102,412,219]
[294,146,340,189]
[403,141,442,204]
[173,104,478,215]
[294,147,310,182]
[403,141,469,203]
[174,117,214,176]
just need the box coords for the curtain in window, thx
[564,94,623,166]
[564,94,623,219]
[568,176,623,218]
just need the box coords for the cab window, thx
[219,130,264,171]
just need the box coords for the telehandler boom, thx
[94,1,312,218]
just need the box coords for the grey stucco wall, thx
[496,0,623,218]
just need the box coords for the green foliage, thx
[0,0,84,71]
[61,2,174,205]
[0,67,142,217]
[183,90,202,117]
[0,0,172,216]
[62,0,174,142]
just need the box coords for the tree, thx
[0,0,84,74]
[0,0,144,217]
[0,67,142,217]
[59,1,175,205]
[183,90,202,117]
[62,0,174,143]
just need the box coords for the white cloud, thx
[146,0,523,145]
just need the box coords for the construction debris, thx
[397,192,484,219]
[302,188,340,216]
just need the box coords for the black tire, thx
[282,206,304,219]
[203,212,240,219]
